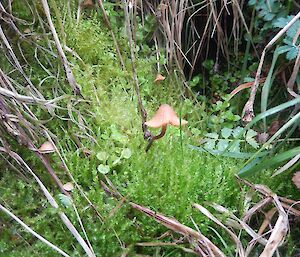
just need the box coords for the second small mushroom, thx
[38,141,55,154]
[145,104,187,152]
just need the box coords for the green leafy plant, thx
[248,0,299,60]
[248,0,288,39]
[248,0,283,22]
[208,99,241,131]
[273,15,300,60]
[202,127,259,153]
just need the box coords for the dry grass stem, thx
[97,0,125,69]
[40,0,81,95]
[130,202,226,257]
[193,203,245,257]
[286,47,300,98]
[242,11,300,122]
[0,203,70,257]
[0,147,95,257]
[123,0,152,140]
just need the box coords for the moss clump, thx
[113,135,245,236]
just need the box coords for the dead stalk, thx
[123,0,151,140]
[97,0,125,69]
[0,203,70,257]
[40,0,81,95]
[242,11,300,123]
[0,147,95,257]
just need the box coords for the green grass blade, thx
[264,112,300,147]
[240,111,300,171]
[272,153,300,177]
[222,97,300,156]
[239,158,262,174]
[274,122,299,152]
[247,97,300,129]
[260,46,289,129]
[238,146,300,177]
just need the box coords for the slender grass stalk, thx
[0,203,70,257]
[241,111,300,173]
[261,46,290,129]
[40,0,81,95]
[242,11,300,122]
[0,147,96,257]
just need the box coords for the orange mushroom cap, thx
[38,141,55,154]
[145,104,188,128]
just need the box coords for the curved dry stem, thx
[145,125,167,152]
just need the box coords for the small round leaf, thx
[96,151,108,161]
[58,194,72,208]
[97,164,110,174]
[122,148,132,159]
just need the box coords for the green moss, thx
[114,139,245,233]
[1,3,300,257]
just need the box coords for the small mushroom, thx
[145,104,187,151]
[154,74,165,83]
[292,171,300,189]
[63,182,74,192]
[38,141,55,154]
[23,28,31,34]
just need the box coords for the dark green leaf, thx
[239,146,300,177]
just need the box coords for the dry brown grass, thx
[141,0,249,79]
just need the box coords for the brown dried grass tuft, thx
[142,0,248,78]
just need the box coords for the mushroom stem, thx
[145,125,167,152]
[152,125,167,140]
